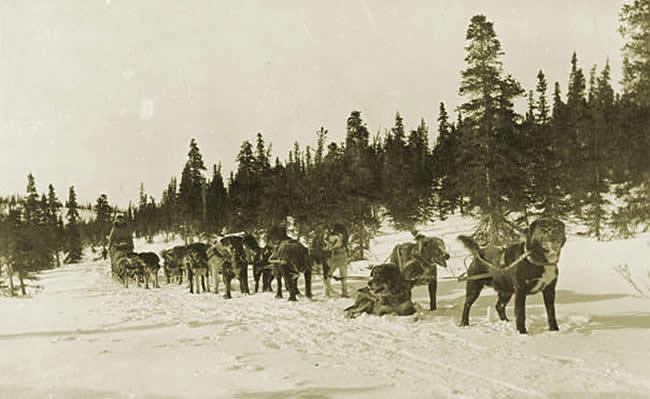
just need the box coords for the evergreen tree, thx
[525,90,536,124]
[8,176,52,294]
[94,194,112,257]
[611,0,650,235]
[315,127,327,165]
[46,184,64,266]
[0,206,18,295]
[160,177,179,239]
[230,140,259,230]
[582,62,616,238]
[456,15,525,244]
[206,163,230,234]
[552,81,565,121]
[563,52,591,216]
[178,138,207,238]
[64,186,83,263]
[382,112,415,229]
[407,118,435,223]
[536,70,550,125]
[342,110,381,259]
[261,158,292,231]
[23,173,40,225]
[432,103,463,217]
[291,128,334,237]
[620,0,650,106]
[528,73,570,218]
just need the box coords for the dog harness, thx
[458,242,557,282]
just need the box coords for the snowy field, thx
[1,215,650,399]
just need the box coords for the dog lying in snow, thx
[344,263,415,318]
[458,218,567,334]
[390,235,450,310]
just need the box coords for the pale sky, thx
[1,0,625,207]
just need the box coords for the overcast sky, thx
[1,0,626,207]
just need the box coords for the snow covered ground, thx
[1,215,650,399]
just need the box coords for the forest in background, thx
[1,1,649,295]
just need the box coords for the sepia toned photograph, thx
[1,1,649,398]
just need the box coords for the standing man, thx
[108,214,134,268]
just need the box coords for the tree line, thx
[2,2,649,294]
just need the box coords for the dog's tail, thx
[457,235,481,256]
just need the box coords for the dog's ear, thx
[526,219,539,247]
[554,220,567,245]
[458,235,480,256]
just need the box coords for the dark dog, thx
[182,243,210,294]
[344,263,415,318]
[458,218,567,334]
[269,239,312,301]
[110,242,133,278]
[220,234,252,296]
[309,231,329,269]
[239,234,273,294]
[136,252,160,289]
[116,252,146,288]
[390,235,450,310]
[161,246,187,284]
[252,245,274,293]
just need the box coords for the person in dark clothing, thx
[108,215,134,271]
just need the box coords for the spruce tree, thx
[456,15,524,244]
[342,110,380,259]
[261,158,292,231]
[611,0,650,235]
[432,103,463,217]
[620,0,650,106]
[94,194,112,257]
[206,163,229,234]
[525,90,536,124]
[382,112,415,229]
[529,73,570,217]
[64,186,83,263]
[230,140,258,231]
[564,52,590,216]
[8,176,50,293]
[23,173,40,225]
[408,118,435,223]
[582,62,615,239]
[47,184,65,267]
[178,138,207,239]
[536,70,550,125]
[160,177,179,239]
[315,127,327,165]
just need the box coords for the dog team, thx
[108,214,567,334]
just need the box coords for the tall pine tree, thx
[94,194,112,257]
[456,15,525,244]
[64,186,83,263]
[178,138,207,239]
